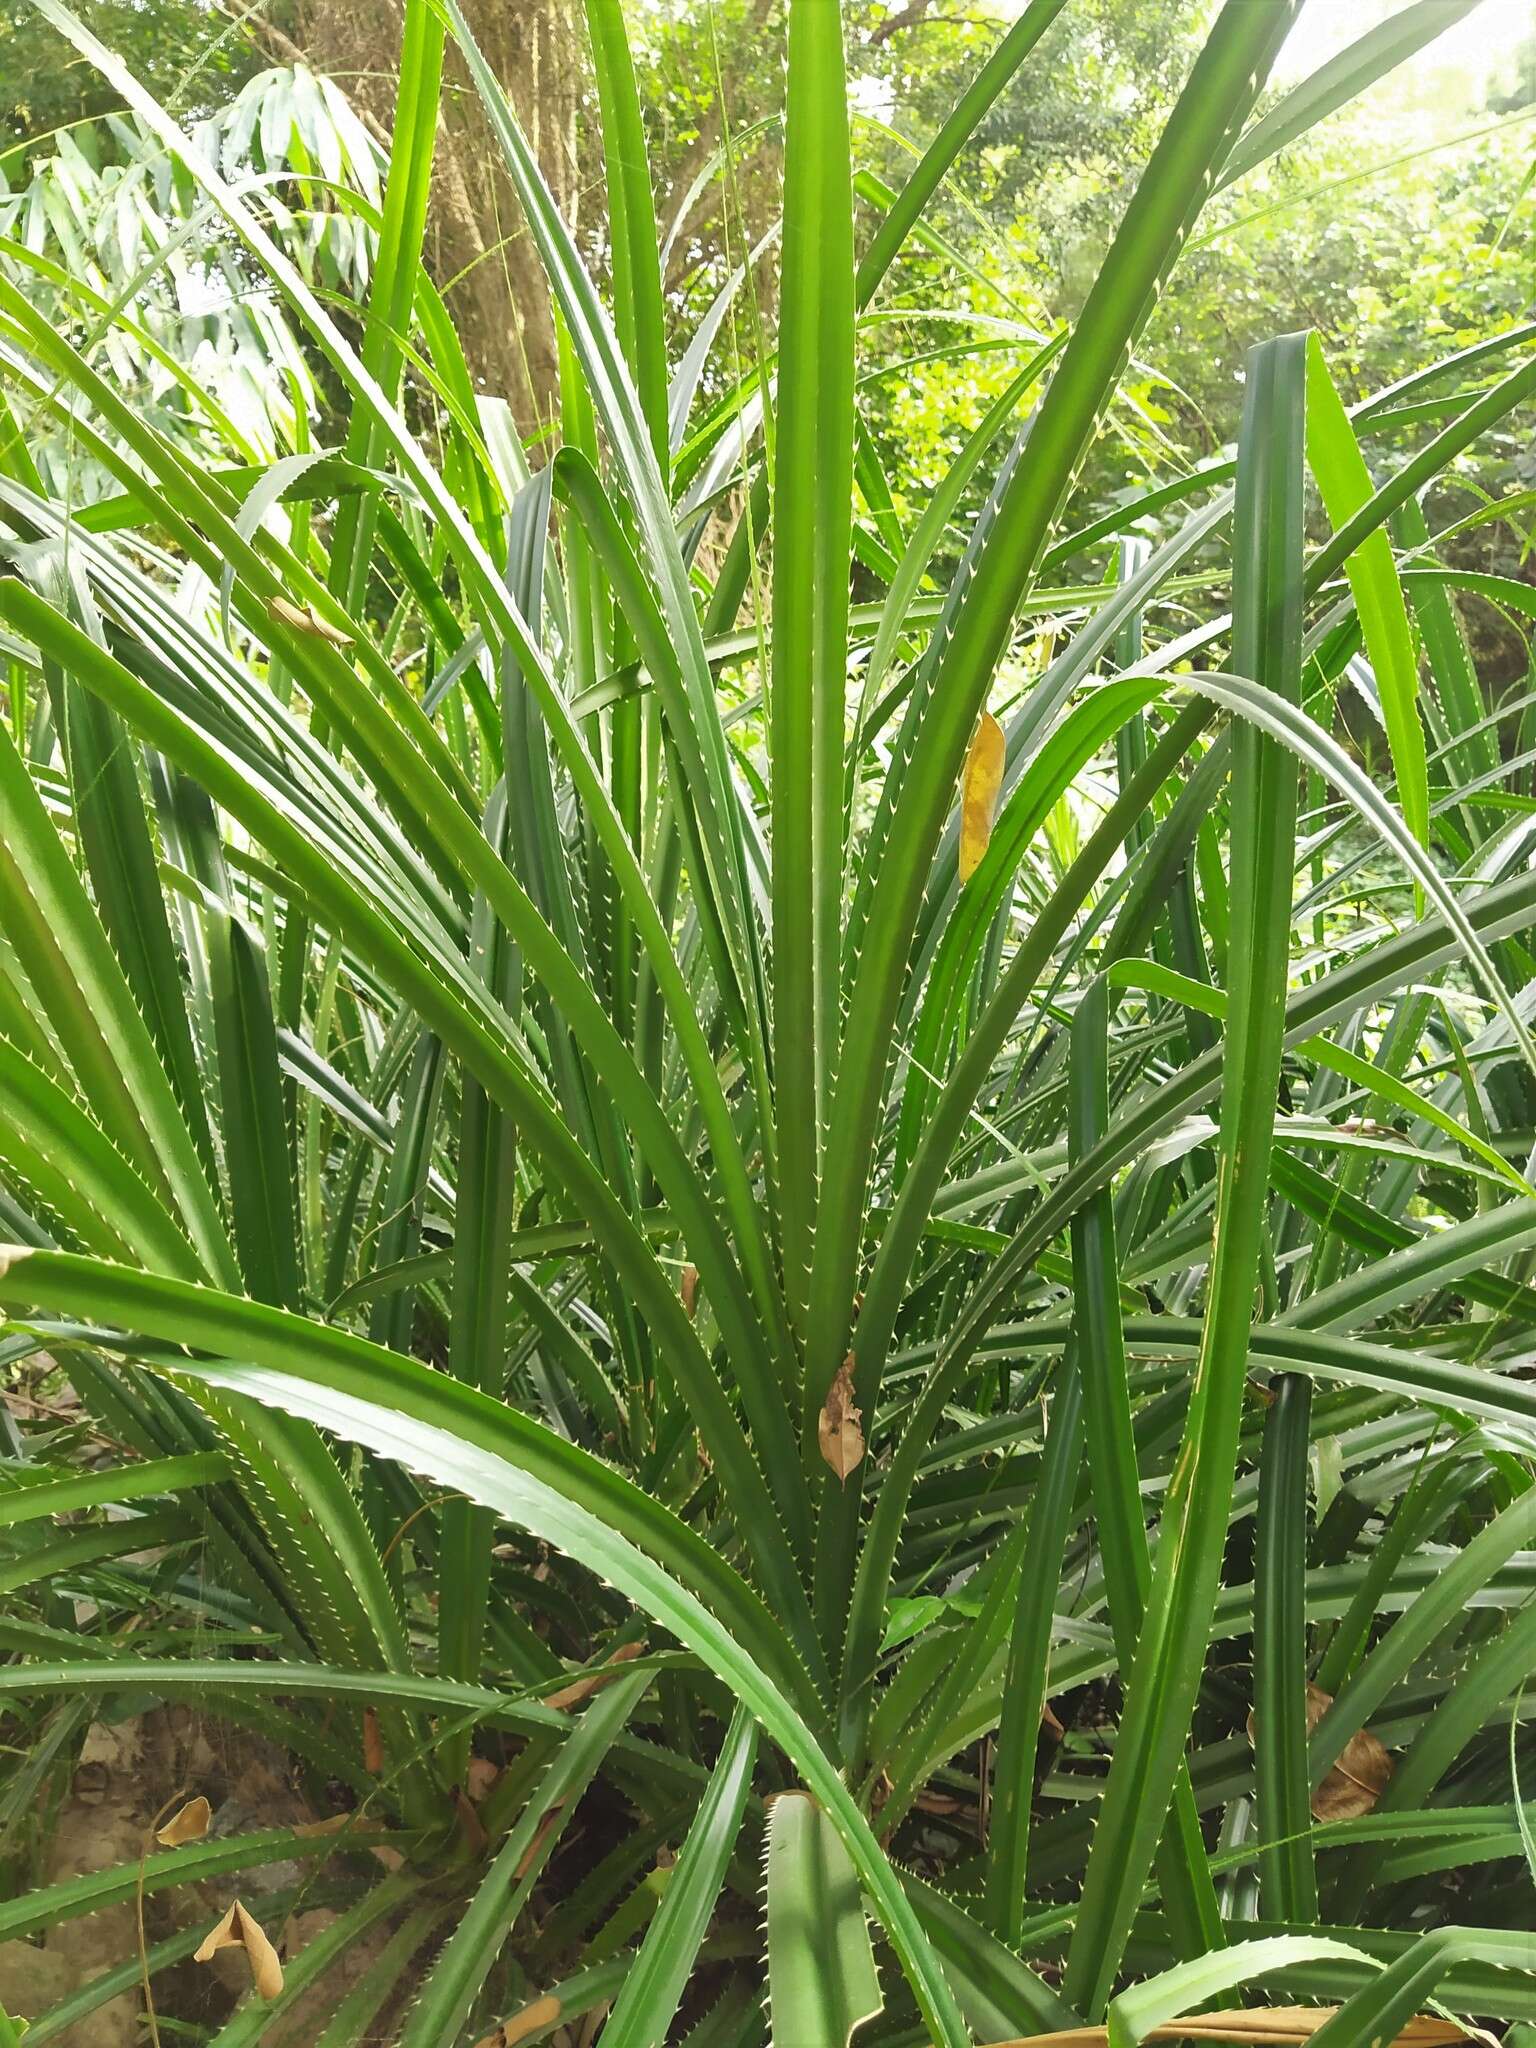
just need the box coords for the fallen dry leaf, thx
[545,1640,647,1712]
[362,1706,384,1775]
[512,1800,567,1882]
[1304,1681,1392,1821]
[265,593,354,648]
[155,1795,211,1847]
[913,1790,972,1818]
[193,1900,284,2000]
[466,1756,500,1803]
[959,710,1006,883]
[1245,1683,1393,1823]
[453,1784,489,1857]
[293,1812,354,1838]
[994,2011,1468,2045]
[475,1994,562,2048]
[818,1354,865,1482]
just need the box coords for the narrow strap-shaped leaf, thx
[1216,0,1488,192]
[0,712,235,1284]
[1305,335,1427,849]
[0,1034,200,1276]
[599,1706,758,2048]
[987,1354,1082,1940]
[0,1249,828,1738]
[835,707,1214,1731]
[327,0,446,615]
[400,1671,651,2048]
[209,909,304,1311]
[812,0,1300,1472]
[0,1266,970,2048]
[1308,1928,1536,2048]
[430,0,771,1100]
[0,1449,227,1527]
[1107,1935,1376,2048]
[765,1790,883,2048]
[0,581,818,1618]
[17,5,777,1271]
[1252,1372,1318,1919]
[1068,977,1224,1961]
[584,0,669,476]
[48,648,217,1186]
[1064,330,1308,2015]
[774,0,857,1344]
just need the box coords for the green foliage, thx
[2,1,1536,2044]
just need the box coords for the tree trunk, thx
[293,0,585,432]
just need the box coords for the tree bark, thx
[293,0,585,431]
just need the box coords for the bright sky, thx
[1274,0,1535,102]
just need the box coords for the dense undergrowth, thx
[3,0,1536,2041]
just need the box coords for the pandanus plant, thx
[3,0,1536,2040]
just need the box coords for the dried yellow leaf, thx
[362,1705,384,1775]
[292,1812,358,1838]
[193,1899,284,2000]
[996,2011,1468,2045]
[155,1795,211,1847]
[265,593,354,649]
[959,710,1006,882]
[475,1995,562,2048]
[818,1354,865,1482]
[544,1639,646,1711]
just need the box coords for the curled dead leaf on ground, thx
[544,1639,646,1711]
[193,1900,283,1999]
[959,709,1006,883]
[996,2013,1470,2045]
[265,593,354,648]
[154,1795,211,1847]
[818,1354,865,1482]
[474,1994,561,2048]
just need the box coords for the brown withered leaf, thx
[958,710,1006,883]
[474,1995,562,2048]
[818,1354,865,1482]
[997,2011,1469,2045]
[293,1812,349,1838]
[193,1900,284,2000]
[265,593,354,648]
[544,1640,646,1712]
[512,1799,567,1882]
[680,1264,699,1318]
[913,1790,972,1818]
[452,1784,489,1857]
[155,1794,212,1847]
[362,1705,384,1775]
[1305,1680,1392,1821]
[465,1756,500,1804]
[1246,1684,1392,1823]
